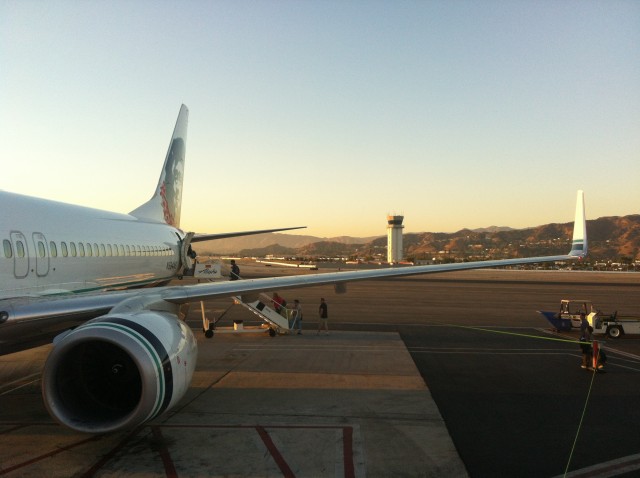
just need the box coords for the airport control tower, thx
[387,215,404,263]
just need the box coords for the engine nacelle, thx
[42,311,197,434]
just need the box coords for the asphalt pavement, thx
[1,268,639,477]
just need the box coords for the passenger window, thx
[16,241,25,258]
[93,243,99,256]
[70,242,77,257]
[79,243,85,257]
[106,244,112,256]
[3,240,12,258]
[136,245,141,256]
[61,242,68,257]
[126,245,131,256]
[100,244,107,256]
[49,241,57,258]
[119,244,124,256]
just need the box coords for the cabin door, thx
[32,232,50,277]
[10,231,29,279]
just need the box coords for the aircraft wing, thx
[164,252,582,303]
[166,189,588,303]
[191,226,306,243]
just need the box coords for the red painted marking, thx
[80,427,141,477]
[343,427,355,478]
[569,454,640,477]
[0,432,102,475]
[0,424,28,435]
[256,426,295,478]
[151,426,178,478]
[0,423,356,477]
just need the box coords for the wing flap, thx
[191,226,306,243]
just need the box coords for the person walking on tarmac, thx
[291,299,303,334]
[317,298,329,335]
[229,259,240,281]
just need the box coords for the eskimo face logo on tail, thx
[159,138,185,227]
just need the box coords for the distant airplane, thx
[0,105,588,434]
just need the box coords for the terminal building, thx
[386,215,404,263]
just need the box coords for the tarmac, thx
[0,328,468,477]
[1,268,639,477]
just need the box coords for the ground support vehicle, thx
[592,313,640,339]
[538,299,640,338]
[537,300,598,332]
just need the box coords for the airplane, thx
[0,105,588,434]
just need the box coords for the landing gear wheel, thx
[205,329,214,338]
[268,328,276,337]
[607,325,622,339]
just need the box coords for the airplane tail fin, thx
[130,105,189,227]
[569,190,587,257]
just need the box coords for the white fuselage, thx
[0,191,184,300]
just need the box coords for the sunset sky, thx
[2,1,638,237]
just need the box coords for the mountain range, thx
[195,215,640,263]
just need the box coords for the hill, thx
[197,233,379,255]
[195,215,640,263]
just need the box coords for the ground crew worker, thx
[580,325,594,370]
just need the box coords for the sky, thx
[2,1,639,238]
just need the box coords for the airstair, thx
[195,264,298,337]
[233,293,297,336]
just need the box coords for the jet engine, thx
[41,311,197,434]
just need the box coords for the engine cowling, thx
[41,311,197,434]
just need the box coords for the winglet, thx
[130,105,189,227]
[569,190,587,257]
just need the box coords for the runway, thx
[1,269,639,477]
